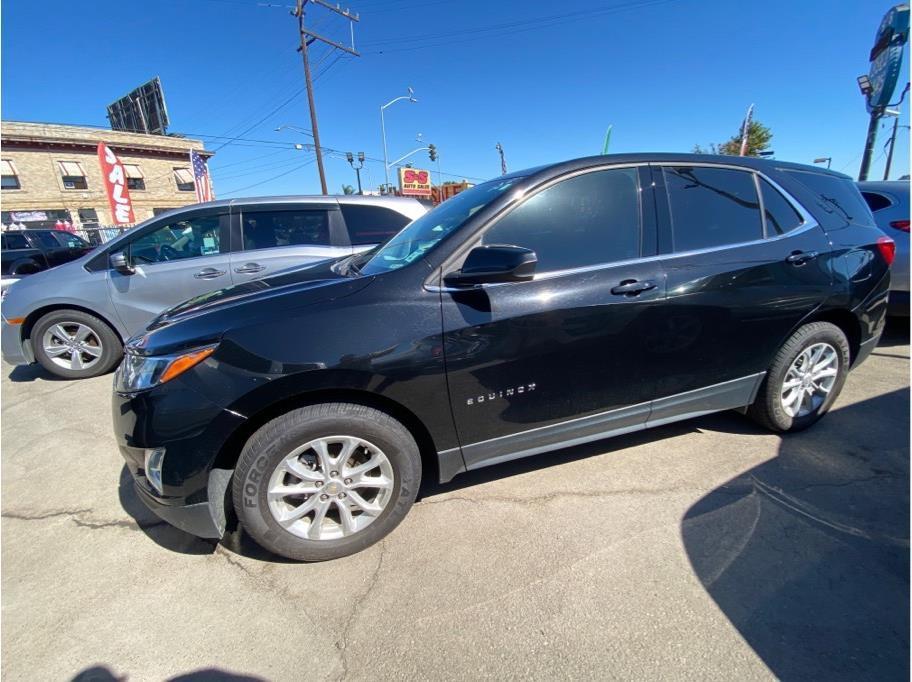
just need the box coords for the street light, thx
[275,124,314,138]
[380,87,417,188]
[346,151,365,195]
[813,157,832,169]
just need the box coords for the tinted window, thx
[664,167,761,251]
[130,215,222,264]
[785,171,876,227]
[482,168,640,272]
[32,231,60,248]
[860,191,893,213]
[760,179,803,235]
[241,210,330,251]
[341,204,411,246]
[2,233,29,249]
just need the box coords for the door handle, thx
[786,251,818,266]
[610,279,657,296]
[234,262,266,274]
[194,267,227,279]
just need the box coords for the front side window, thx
[664,166,762,252]
[32,231,60,248]
[340,204,411,245]
[129,215,222,264]
[760,179,803,235]
[360,176,524,275]
[482,168,640,273]
[240,210,330,251]
[53,232,90,248]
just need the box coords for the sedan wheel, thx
[42,322,104,372]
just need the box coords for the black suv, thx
[113,154,892,561]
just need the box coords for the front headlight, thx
[114,344,217,393]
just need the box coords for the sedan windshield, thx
[359,176,524,275]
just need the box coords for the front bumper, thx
[113,377,247,539]
[1,317,32,366]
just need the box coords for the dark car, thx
[113,154,892,562]
[1,229,93,278]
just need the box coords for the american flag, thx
[191,150,214,202]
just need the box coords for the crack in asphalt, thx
[417,485,717,509]
[2,508,167,532]
[334,540,387,682]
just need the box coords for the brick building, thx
[0,121,213,232]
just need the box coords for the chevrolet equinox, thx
[113,154,892,561]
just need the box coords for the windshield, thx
[359,176,524,275]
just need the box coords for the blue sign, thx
[868,4,910,112]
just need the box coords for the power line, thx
[219,159,316,196]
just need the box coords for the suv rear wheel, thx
[32,309,123,379]
[233,403,421,562]
[748,321,850,432]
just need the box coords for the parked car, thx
[858,180,909,316]
[112,154,891,562]
[1,195,427,378]
[1,229,93,279]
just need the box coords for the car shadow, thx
[681,389,910,680]
[5,363,68,382]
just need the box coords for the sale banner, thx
[97,142,135,225]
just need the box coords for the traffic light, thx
[428,144,437,162]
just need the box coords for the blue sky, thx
[2,0,909,197]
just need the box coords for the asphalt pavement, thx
[1,321,908,681]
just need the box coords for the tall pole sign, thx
[859,4,910,181]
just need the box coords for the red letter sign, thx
[97,142,135,225]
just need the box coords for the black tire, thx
[748,321,850,432]
[233,403,421,562]
[32,309,123,379]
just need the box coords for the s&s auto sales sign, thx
[97,142,135,225]
[398,167,432,197]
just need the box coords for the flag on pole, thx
[191,150,214,202]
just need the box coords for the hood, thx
[133,258,373,355]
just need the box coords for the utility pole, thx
[293,0,359,195]
[495,142,507,175]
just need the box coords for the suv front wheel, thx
[748,321,851,432]
[233,402,421,562]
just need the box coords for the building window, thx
[58,161,88,190]
[124,164,146,191]
[1,160,20,190]
[173,168,195,192]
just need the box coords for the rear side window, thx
[482,167,641,273]
[240,210,330,251]
[664,167,762,251]
[784,171,875,227]
[2,233,29,249]
[760,179,803,235]
[341,204,411,246]
[860,191,893,213]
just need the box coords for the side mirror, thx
[444,244,537,287]
[110,251,134,275]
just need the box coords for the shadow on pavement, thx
[5,363,68,383]
[681,389,910,680]
[117,466,217,556]
[71,665,266,681]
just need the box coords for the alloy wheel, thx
[266,435,395,541]
[780,342,839,418]
[42,323,104,371]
